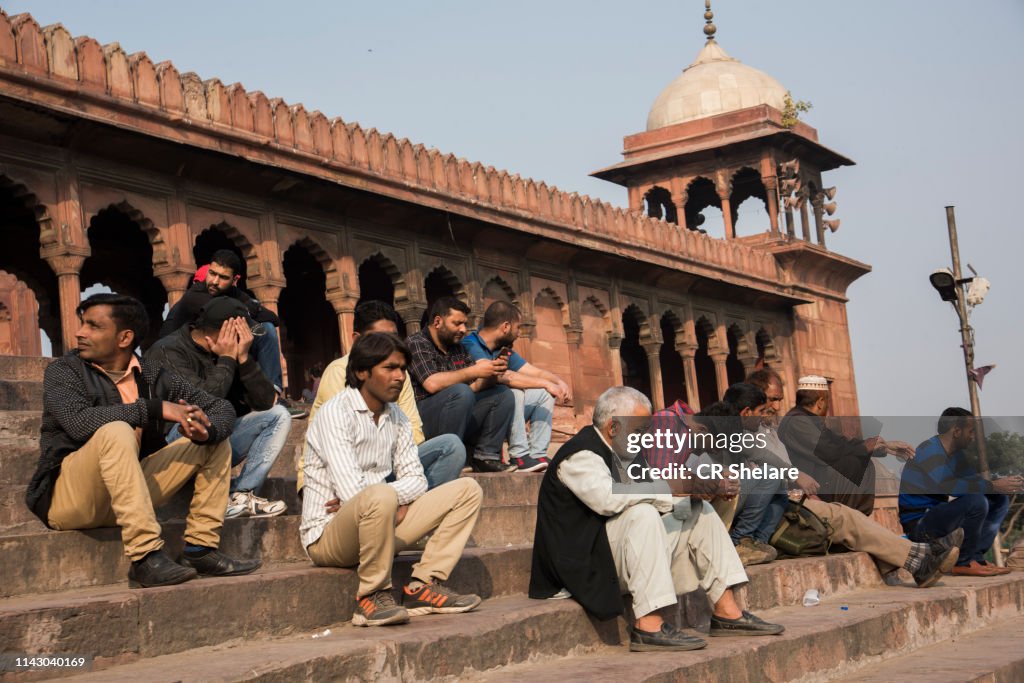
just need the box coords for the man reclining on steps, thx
[699,393,964,588]
[529,386,785,653]
[25,293,260,588]
[300,332,484,626]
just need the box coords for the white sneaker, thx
[226,491,287,519]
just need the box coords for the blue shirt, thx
[898,434,993,526]
[461,331,526,372]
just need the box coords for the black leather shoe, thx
[470,458,516,473]
[709,610,785,637]
[629,623,707,652]
[929,528,964,557]
[179,549,262,577]
[128,550,198,589]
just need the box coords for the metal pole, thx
[945,206,1001,565]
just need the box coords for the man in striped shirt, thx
[300,332,484,626]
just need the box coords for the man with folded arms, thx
[301,332,483,626]
[900,407,1021,576]
[26,293,259,588]
[146,297,290,519]
[530,386,785,652]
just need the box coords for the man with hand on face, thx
[26,293,259,588]
[146,298,290,519]
[462,301,571,473]
[407,296,515,473]
[301,332,483,627]
[160,249,303,418]
[530,386,784,653]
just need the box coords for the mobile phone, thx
[499,346,512,358]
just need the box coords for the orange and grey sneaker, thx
[352,590,410,627]
[402,580,482,616]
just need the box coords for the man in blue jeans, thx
[900,407,1022,576]
[146,297,290,518]
[407,297,515,473]
[462,301,571,473]
[297,300,466,494]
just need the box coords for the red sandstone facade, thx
[0,10,869,429]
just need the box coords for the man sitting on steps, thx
[300,332,484,626]
[25,293,260,588]
[530,386,785,652]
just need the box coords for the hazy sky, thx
[6,0,1022,416]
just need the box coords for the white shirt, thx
[556,428,676,517]
[300,387,427,548]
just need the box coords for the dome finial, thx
[703,0,717,41]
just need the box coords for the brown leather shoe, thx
[951,560,1005,576]
[977,561,1013,575]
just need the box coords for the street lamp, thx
[931,206,1002,565]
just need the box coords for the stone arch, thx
[621,304,653,400]
[694,315,718,408]
[279,240,341,398]
[578,295,612,411]
[422,264,468,329]
[755,327,779,367]
[482,275,518,307]
[81,204,167,347]
[0,271,42,355]
[729,167,770,236]
[643,186,677,224]
[726,323,749,386]
[683,176,722,237]
[193,222,257,290]
[533,288,572,386]
[658,309,687,407]
[0,172,61,352]
[356,252,408,336]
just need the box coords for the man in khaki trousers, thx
[26,293,260,587]
[300,332,483,626]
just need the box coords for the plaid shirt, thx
[645,399,695,470]
[406,329,473,402]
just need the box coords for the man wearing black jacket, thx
[26,293,260,588]
[159,250,294,414]
[146,297,290,519]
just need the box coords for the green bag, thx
[769,497,833,558]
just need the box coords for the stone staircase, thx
[0,355,1022,682]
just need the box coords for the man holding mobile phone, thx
[462,301,573,473]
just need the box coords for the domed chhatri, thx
[646,2,788,131]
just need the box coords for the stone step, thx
[0,381,42,411]
[0,411,42,439]
[0,498,537,597]
[0,356,54,382]
[467,573,1024,683]
[0,545,532,672]
[829,612,1024,682]
[0,484,43,532]
[0,437,40,485]
[40,571,1024,683]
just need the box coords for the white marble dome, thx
[646,39,788,131]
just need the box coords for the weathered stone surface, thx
[0,381,42,411]
[0,357,52,382]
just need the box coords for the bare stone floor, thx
[1,355,1022,682]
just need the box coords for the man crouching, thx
[300,332,483,626]
[529,386,784,651]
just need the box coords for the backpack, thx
[769,497,833,558]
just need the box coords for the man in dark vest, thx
[529,387,784,652]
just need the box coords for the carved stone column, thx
[565,326,584,416]
[156,267,196,308]
[710,350,730,400]
[608,332,624,386]
[396,301,427,335]
[328,294,359,355]
[677,342,700,411]
[719,193,735,240]
[800,196,812,242]
[642,341,665,411]
[43,251,87,353]
[812,194,826,248]
[739,353,760,376]
[517,320,536,363]
[762,176,781,236]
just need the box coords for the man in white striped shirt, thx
[300,332,484,626]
